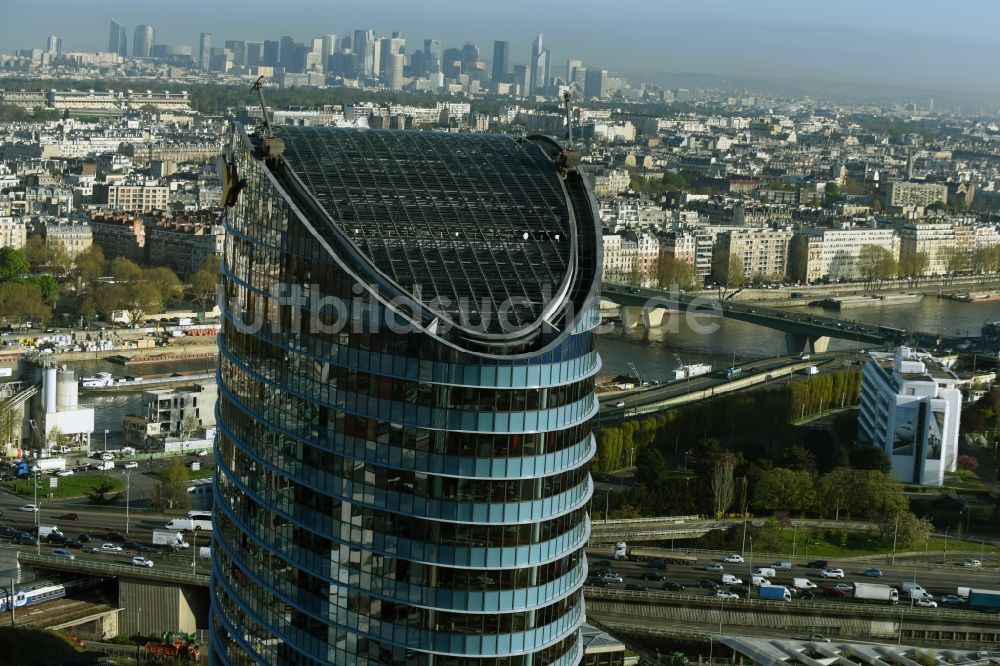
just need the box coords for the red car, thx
[823,586,849,598]
[102,531,125,541]
[57,513,80,521]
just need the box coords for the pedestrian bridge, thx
[601,283,906,355]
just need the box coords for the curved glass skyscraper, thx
[211,122,601,665]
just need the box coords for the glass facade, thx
[211,123,602,665]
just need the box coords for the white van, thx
[753,567,776,579]
[721,574,742,585]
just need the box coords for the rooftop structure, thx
[211,120,601,664]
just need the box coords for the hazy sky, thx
[2,0,998,94]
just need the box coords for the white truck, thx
[792,577,817,590]
[34,458,66,473]
[899,581,929,600]
[152,530,190,549]
[804,365,819,375]
[853,582,898,605]
[96,460,115,471]
[37,525,63,539]
[613,541,628,560]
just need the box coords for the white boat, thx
[80,372,114,388]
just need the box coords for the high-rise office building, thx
[133,25,154,58]
[212,123,600,665]
[108,20,127,58]
[46,34,62,56]
[513,64,530,95]
[566,59,582,85]
[321,33,337,70]
[279,35,295,67]
[199,33,212,70]
[379,32,405,82]
[492,40,509,83]
[262,40,279,67]
[353,29,375,77]
[423,38,441,73]
[529,33,545,93]
[584,68,609,99]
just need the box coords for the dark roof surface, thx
[276,126,575,332]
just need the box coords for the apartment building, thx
[0,216,28,249]
[896,221,955,275]
[88,212,146,263]
[146,216,224,278]
[791,227,900,282]
[93,181,170,212]
[889,181,948,208]
[857,347,961,486]
[39,220,92,259]
[716,227,794,281]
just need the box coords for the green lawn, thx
[741,526,1000,561]
[3,474,124,499]
[147,466,213,482]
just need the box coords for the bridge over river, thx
[601,283,919,355]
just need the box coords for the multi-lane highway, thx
[584,548,1000,611]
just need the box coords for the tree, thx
[898,250,930,284]
[189,268,219,311]
[752,467,816,515]
[107,257,143,283]
[74,245,106,284]
[634,447,668,489]
[142,266,184,303]
[656,256,698,291]
[938,245,967,283]
[16,275,59,305]
[87,478,120,506]
[91,283,128,321]
[879,510,932,548]
[712,250,745,300]
[710,456,735,518]
[76,295,97,322]
[153,456,190,511]
[22,236,49,269]
[123,282,163,324]
[0,282,51,326]
[857,245,896,290]
[0,247,29,281]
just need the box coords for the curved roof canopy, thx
[275,126,578,334]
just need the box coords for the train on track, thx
[0,582,66,612]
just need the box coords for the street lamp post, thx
[103,429,109,453]
[123,470,131,535]
[136,606,142,664]
[33,473,39,555]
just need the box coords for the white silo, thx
[56,368,78,410]
[44,367,57,414]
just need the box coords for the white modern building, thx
[793,227,901,282]
[857,347,962,486]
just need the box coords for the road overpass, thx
[601,283,908,355]
[583,586,1000,650]
[17,551,209,639]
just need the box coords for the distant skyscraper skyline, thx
[492,40,509,84]
[108,20,127,58]
[353,28,375,77]
[529,33,544,93]
[133,24,154,59]
[198,32,211,71]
